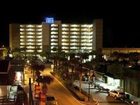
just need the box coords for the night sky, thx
[0,1,140,48]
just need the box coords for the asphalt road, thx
[47,73,84,105]
[24,68,129,105]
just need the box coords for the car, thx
[125,99,138,105]
[108,90,125,99]
[46,95,58,105]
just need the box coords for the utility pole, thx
[29,78,34,105]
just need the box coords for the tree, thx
[75,63,89,92]
[107,62,124,78]
[29,61,45,82]
[36,75,54,94]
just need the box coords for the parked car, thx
[125,99,138,105]
[46,95,58,105]
[108,90,125,99]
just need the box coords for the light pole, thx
[29,78,34,105]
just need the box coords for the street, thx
[24,67,129,105]
[43,69,84,105]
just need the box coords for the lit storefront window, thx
[15,72,23,85]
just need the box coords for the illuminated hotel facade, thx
[9,19,103,55]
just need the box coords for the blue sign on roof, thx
[45,17,54,24]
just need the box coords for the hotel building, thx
[9,19,103,56]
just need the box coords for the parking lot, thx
[73,80,128,105]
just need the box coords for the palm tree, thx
[75,63,88,92]
[36,75,54,94]
[29,60,45,82]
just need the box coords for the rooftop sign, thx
[45,17,54,24]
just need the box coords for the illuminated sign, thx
[45,17,54,24]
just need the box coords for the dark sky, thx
[0,1,140,48]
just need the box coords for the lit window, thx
[62,24,69,27]
[51,39,58,41]
[70,28,79,31]
[70,24,80,27]
[20,25,25,27]
[81,36,92,39]
[71,43,78,45]
[36,25,42,28]
[62,28,69,31]
[36,36,42,38]
[20,32,24,34]
[62,47,69,49]
[81,24,93,27]
[70,36,78,38]
[27,39,34,42]
[71,32,79,34]
[26,25,35,27]
[51,32,58,34]
[81,32,93,34]
[51,43,58,45]
[71,39,77,42]
[20,29,24,31]
[51,24,58,27]
[20,43,25,45]
[27,32,34,34]
[20,36,24,38]
[62,35,69,38]
[20,46,24,48]
[37,50,42,52]
[36,29,42,31]
[62,50,68,53]
[36,39,42,42]
[70,47,77,49]
[36,32,42,35]
[26,43,35,45]
[27,36,34,38]
[81,43,92,46]
[27,46,35,49]
[62,43,69,45]
[62,32,69,34]
[51,28,58,30]
[26,50,34,52]
[36,43,42,45]
[62,39,68,42]
[51,35,58,38]
[20,39,24,41]
[26,28,35,31]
